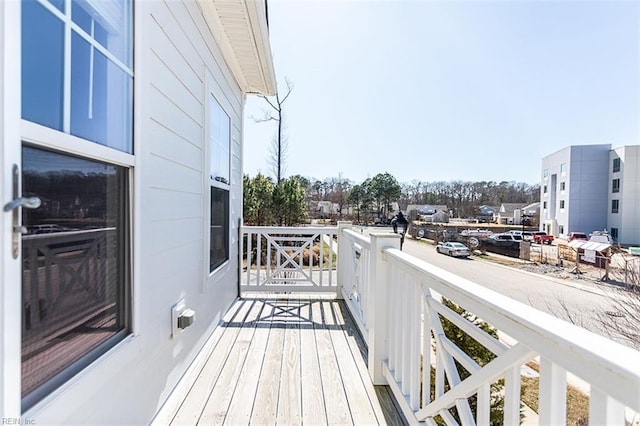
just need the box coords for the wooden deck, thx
[155,295,405,425]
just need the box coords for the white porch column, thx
[368,232,400,385]
[336,221,351,299]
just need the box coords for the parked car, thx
[436,242,471,258]
[522,231,534,241]
[568,232,588,242]
[489,233,522,242]
[589,230,613,244]
[532,231,554,244]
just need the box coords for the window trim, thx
[613,157,621,173]
[612,178,620,193]
[611,199,619,214]
[203,71,234,285]
[19,0,134,410]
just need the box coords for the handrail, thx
[380,245,640,423]
[241,225,338,234]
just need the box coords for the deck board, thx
[159,296,404,426]
[171,300,254,424]
[300,298,328,425]
[276,297,302,424]
[224,301,273,425]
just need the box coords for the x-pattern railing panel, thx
[240,225,338,293]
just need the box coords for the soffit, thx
[200,0,277,95]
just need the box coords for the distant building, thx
[541,144,640,245]
[406,204,450,223]
[476,205,499,223]
[521,202,541,226]
[496,203,528,225]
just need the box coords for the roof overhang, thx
[199,0,277,96]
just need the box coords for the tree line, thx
[243,172,540,225]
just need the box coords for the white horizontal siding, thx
[148,87,203,149]
[146,121,202,170]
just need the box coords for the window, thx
[611,228,618,240]
[612,199,619,214]
[210,187,230,271]
[543,201,547,209]
[543,169,548,179]
[559,225,564,234]
[543,185,547,194]
[21,0,133,410]
[613,158,621,173]
[21,147,130,410]
[22,0,133,153]
[560,200,565,209]
[612,178,620,193]
[560,162,566,175]
[209,95,231,272]
[560,182,565,191]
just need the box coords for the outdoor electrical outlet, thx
[178,308,196,329]
[171,300,186,338]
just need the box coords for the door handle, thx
[4,164,41,258]
[3,196,41,212]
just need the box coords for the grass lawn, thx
[522,362,590,425]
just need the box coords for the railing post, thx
[336,221,351,299]
[368,232,401,385]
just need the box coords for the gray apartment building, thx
[541,144,640,245]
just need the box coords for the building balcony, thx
[154,223,640,425]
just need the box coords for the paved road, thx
[363,226,632,346]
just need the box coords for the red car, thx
[532,231,554,244]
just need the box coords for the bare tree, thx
[255,78,293,184]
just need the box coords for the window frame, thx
[204,74,233,282]
[560,181,565,191]
[20,0,134,411]
[560,162,566,175]
[559,200,565,210]
[611,199,619,214]
[610,228,618,240]
[612,178,620,193]
[613,157,621,173]
[22,0,133,153]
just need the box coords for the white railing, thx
[337,223,372,343]
[240,225,338,293]
[338,224,640,425]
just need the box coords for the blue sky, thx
[243,0,639,185]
